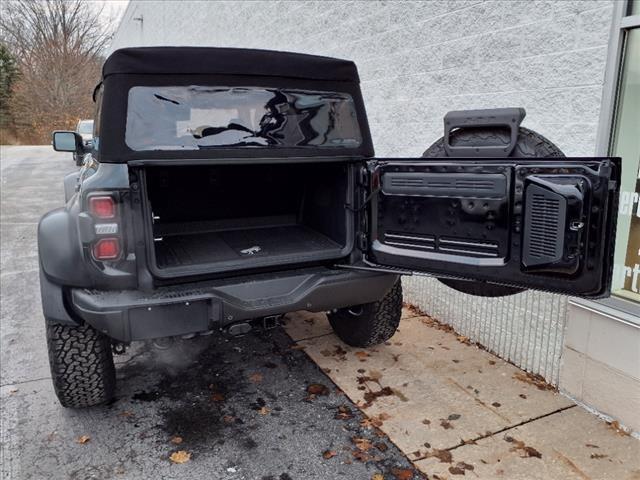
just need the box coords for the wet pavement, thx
[0,146,423,480]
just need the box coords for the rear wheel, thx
[423,126,565,297]
[46,322,116,408]
[328,280,402,347]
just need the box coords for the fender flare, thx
[38,208,92,286]
[39,265,77,325]
[63,171,80,203]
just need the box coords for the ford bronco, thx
[42,47,620,408]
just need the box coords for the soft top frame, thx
[103,47,360,83]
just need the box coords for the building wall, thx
[111,0,622,403]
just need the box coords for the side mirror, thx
[52,131,83,153]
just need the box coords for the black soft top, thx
[96,47,373,162]
[103,47,360,83]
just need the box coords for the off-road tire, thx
[423,126,565,297]
[328,280,402,347]
[46,322,116,408]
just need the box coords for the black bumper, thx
[70,268,398,342]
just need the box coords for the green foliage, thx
[0,43,18,128]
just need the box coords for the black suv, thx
[43,47,620,408]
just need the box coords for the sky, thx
[91,0,129,25]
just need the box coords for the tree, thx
[0,43,19,135]
[0,0,113,144]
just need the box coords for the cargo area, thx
[143,163,352,276]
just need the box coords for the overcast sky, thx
[92,0,129,25]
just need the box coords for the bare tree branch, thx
[0,0,113,143]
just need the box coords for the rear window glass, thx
[125,86,362,151]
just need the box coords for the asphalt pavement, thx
[0,146,423,480]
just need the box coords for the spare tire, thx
[423,126,565,297]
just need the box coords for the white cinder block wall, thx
[111,0,615,386]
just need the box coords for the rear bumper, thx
[70,268,398,342]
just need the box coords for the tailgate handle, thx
[443,107,526,158]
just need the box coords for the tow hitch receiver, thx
[262,315,282,330]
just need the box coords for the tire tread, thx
[46,322,115,408]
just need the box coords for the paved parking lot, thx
[0,146,423,480]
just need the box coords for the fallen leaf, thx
[257,406,270,415]
[375,442,388,452]
[119,410,134,418]
[169,450,191,464]
[222,415,235,424]
[335,405,354,420]
[512,371,554,391]
[403,302,425,317]
[488,360,496,365]
[290,344,306,350]
[352,437,373,452]
[210,393,225,402]
[307,383,330,396]
[523,446,542,458]
[352,449,372,462]
[590,453,608,459]
[170,436,183,445]
[390,467,414,479]
[362,386,394,407]
[322,450,337,459]
[456,335,471,345]
[449,462,473,475]
[491,402,501,408]
[372,474,384,480]
[505,436,542,458]
[368,370,383,381]
[76,435,90,444]
[448,413,461,421]
[440,419,453,430]
[519,394,527,399]
[360,412,391,429]
[249,373,263,383]
[422,419,431,425]
[585,443,599,448]
[355,351,370,360]
[607,420,630,436]
[8,389,18,394]
[428,449,453,463]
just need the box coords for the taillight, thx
[87,192,122,262]
[89,195,116,219]
[92,238,120,260]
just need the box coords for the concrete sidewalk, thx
[283,307,640,480]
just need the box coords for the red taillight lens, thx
[89,196,116,219]
[92,238,120,260]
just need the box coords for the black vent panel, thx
[383,232,435,251]
[383,172,507,198]
[383,232,499,258]
[523,183,566,267]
